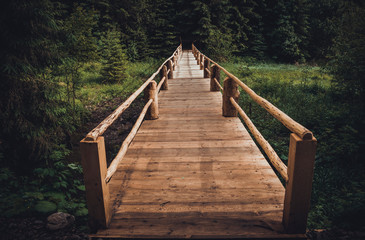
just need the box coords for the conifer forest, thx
[0,0,364,239]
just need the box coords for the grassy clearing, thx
[78,59,160,108]
[221,60,365,230]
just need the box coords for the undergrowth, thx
[0,59,160,230]
[222,59,365,230]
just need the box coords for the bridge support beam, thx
[80,136,111,231]
[144,80,159,120]
[223,77,239,117]
[160,65,168,90]
[283,133,317,233]
[210,64,221,91]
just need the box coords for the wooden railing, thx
[80,44,182,230]
[192,44,317,234]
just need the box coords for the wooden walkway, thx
[90,51,305,239]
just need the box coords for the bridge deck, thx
[92,51,304,239]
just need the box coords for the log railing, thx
[192,44,316,234]
[80,44,182,230]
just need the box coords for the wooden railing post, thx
[223,77,240,117]
[204,59,209,78]
[144,80,159,120]
[283,133,317,233]
[167,60,173,79]
[172,55,176,70]
[80,137,111,230]
[160,65,168,90]
[197,53,200,65]
[200,56,204,70]
[210,64,221,91]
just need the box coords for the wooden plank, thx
[133,132,252,141]
[129,140,256,149]
[113,203,284,216]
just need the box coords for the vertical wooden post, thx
[144,80,159,120]
[167,60,173,79]
[223,77,239,117]
[160,65,168,90]
[172,55,176,70]
[197,54,201,65]
[80,137,111,230]
[204,59,209,78]
[200,56,204,70]
[283,133,317,233]
[210,64,220,91]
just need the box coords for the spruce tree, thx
[0,0,64,172]
[101,28,129,83]
[148,0,178,57]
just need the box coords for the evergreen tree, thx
[232,0,267,58]
[264,0,307,62]
[58,4,98,110]
[101,28,129,83]
[112,0,153,60]
[0,0,65,172]
[307,0,341,60]
[148,0,178,57]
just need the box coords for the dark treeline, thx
[0,0,364,232]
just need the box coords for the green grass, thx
[78,59,160,107]
[221,59,365,230]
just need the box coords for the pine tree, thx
[264,0,305,62]
[148,0,178,57]
[0,0,64,172]
[101,28,129,83]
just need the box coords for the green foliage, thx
[100,28,129,83]
[223,59,365,230]
[34,201,57,214]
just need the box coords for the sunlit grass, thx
[221,60,332,89]
[77,59,160,106]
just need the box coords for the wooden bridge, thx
[80,44,317,239]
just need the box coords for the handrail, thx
[194,45,317,233]
[85,44,182,141]
[105,99,153,182]
[214,77,223,91]
[230,97,288,181]
[192,44,313,140]
[156,76,166,93]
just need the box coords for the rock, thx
[47,212,75,231]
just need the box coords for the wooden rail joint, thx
[80,137,111,230]
[283,133,317,234]
[223,77,240,117]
